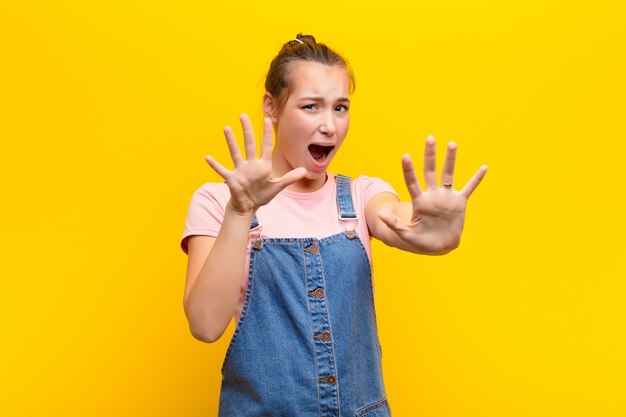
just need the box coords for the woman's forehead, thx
[289,62,350,98]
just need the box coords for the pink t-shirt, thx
[181,173,398,323]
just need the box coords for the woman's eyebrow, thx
[299,96,351,103]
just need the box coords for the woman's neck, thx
[282,173,328,193]
[271,153,328,193]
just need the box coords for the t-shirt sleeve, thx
[354,175,400,239]
[180,182,229,255]
[358,175,399,207]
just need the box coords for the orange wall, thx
[1,1,625,416]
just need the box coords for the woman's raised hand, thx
[378,136,488,254]
[205,114,307,216]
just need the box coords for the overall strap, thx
[250,174,357,230]
[250,214,260,230]
[336,174,358,221]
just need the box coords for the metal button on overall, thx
[304,244,319,255]
[314,331,332,342]
[318,375,337,385]
[309,288,325,298]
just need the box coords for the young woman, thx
[181,34,487,417]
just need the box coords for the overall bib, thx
[219,175,391,417]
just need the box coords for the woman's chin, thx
[304,168,328,180]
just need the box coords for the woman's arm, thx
[183,202,253,343]
[365,137,487,255]
[183,114,306,343]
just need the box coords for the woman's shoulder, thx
[190,181,230,205]
[350,174,398,193]
[185,181,232,218]
[348,174,399,206]
[351,173,386,185]
[181,182,230,254]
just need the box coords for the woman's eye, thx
[302,104,317,110]
[335,104,349,112]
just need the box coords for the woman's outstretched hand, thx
[205,114,307,216]
[378,136,487,254]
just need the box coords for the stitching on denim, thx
[336,174,358,219]
[349,234,373,274]
[221,247,258,374]
[254,232,346,245]
[318,233,346,245]
[250,214,260,229]
[301,240,323,415]
[354,233,384,359]
[348,234,384,360]
[316,244,341,415]
[355,397,388,416]
[250,237,317,244]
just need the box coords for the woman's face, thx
[268,62,351,187]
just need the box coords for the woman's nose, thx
[319,111,336,136]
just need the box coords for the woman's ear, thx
[262,92,279,123]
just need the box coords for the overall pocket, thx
[355,397,391,417]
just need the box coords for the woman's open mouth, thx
[308,144,335,164]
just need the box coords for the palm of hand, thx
[225,158,280,212]
[405,187,469,252]
[205,114,306,215]
[380,136,487,253]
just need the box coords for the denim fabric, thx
[219,175,391,417]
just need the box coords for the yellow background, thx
[1,1,625,416]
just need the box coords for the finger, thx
[205,155,231,180]
[460,164,488,199]
[423,135,438,189]
[401,154,423,200]
[240,113,258,161]
[441,141,457,189]
[260,117,274,160]
[271,167,307,191]
[224,125,244,167]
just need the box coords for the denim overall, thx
[218,175,391,417]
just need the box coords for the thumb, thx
[272,167,307,191]
[378,209,407,233]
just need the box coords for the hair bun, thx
[284,33,317,49]
[295,33,316,44]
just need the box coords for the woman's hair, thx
[264,33,356,116]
